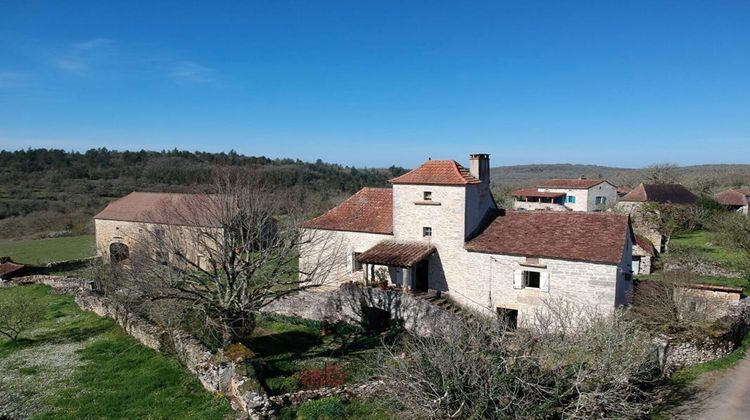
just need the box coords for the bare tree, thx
[631,271,718,335]
[0,289,44,341]
[380,300,660,419]
[125,169,343,346]
[646,163,681,185]
[638,202,689,253]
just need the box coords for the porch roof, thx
[511,188,566,199]
[357,241,435,268]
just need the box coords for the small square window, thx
[595,196,607,205]
[524,271,541,288]
[423,227,432,237]
[567,196,576,204]
[423,191,432,201]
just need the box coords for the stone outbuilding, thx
[616,183,698,252]
[301,154,635,326]
[714,188,750,216]
[632,235,656,275]
[94,192,224,268]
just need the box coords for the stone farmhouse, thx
[714,188,750,216]
[94,192,223,268]
[511,178,618,212]
[301,154,635,325]
[616,183,698,252]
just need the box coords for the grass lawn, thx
[0,285,233,419]
[670,230,748,271]
[250,314,393,395]
[0,235,96,265]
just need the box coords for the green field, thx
[0,285,233,419]
[0,235,95,264]
[670,230,748,271]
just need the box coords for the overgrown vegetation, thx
[0,285,233,419]
[380,300,662,419]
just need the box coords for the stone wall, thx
[659,298,750,372]
[6,275,384,419]
[262,283,462,337]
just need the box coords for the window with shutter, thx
[513,271,523,289]
[346,252,354,273]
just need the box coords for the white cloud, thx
[171,61,214,83]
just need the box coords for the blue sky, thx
[0,1,748,168]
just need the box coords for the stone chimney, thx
[469,153,490,184]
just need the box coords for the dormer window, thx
[423,191,432,201]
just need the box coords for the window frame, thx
[423,191,432,201]
[422,226,432,237]
[524,271,541,289]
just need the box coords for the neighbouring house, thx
[632,235,656,275]
[616,183,698,252]
[301,154,635,326]
[714,188,750,216]
[512,178,619,212]
[617,186,632,198]
[94,192,223,268]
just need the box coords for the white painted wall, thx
[540,182,618,212]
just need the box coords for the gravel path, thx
[676,355,750,419]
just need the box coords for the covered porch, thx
[356,241,435,293]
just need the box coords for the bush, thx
[294,397,347,420]
[0,288,45,341]
[299,364,346,390]
[380,300,662,418]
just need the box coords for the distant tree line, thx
[0,148,407,240]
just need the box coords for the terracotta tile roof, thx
[302,188,393,234]
[94,192,223,227]
[634,234,655,256]
[617,186,632,196]
[0,261,25,277]
[389,160,481,186]
[538,178,606,189]
[620,183,697,205]
[714,189,750,207]
[357,241,435,268]
[511,188,566,198]
[465,211,632,265]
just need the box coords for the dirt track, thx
[676,355,750,419]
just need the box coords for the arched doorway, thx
[109,242,130,264]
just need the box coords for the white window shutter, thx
[513,270,524,289]
[346,252,354,273]
[540,272,550,292]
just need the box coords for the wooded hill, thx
[1,148,748,240]
[0,148,406,239]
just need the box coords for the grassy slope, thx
[670,231,747,270]
[250,315,384,395]
[0,235,95,264]
[0,285,232,419]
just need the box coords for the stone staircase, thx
[419,291,464,316]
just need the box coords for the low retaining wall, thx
[45,256,101,271]
[262,283,461,337]
[658,298,750,372]
[7,276,382,418]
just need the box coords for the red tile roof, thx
[714,189,750,207]
[389,160,481,186]
[511,188,566,198]
[302,188,393,234]
[634,235,655,256]
[357,241,435,268]
[0,261,25,277]
[617,186,632,196]
[94,192,223,227]
[538,178,606,189]
[620,183,697,204]
[465,211,632,265]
